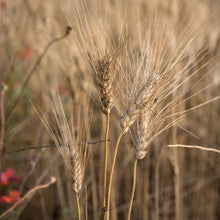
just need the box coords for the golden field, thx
[0,0,220,219]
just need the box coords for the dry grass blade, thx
[167,144,220,153]
[5,27,71,123]
[0,177,56,219]
[1,139,109,157]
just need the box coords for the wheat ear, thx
[134,112,151,160]
[96,55,114,115]
[96,54,115,215]
[36,82,90,220]
[94,49,119,218]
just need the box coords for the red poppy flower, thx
[0,168,20,185]
[18,47,34,60]
[0,190,21,204]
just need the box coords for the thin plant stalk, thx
[0,84,6,173]
[103,112,110,208]
[6,27,72,123]
[85,186,88,220]
[128,158,138,220]
[76,193,81,220]
[106,130,126,220]
[155,148,164,220]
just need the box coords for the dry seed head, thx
[118,13,209,146]
[120,77,157,132]
[62,0,125,114]
[134,112,151,160]
[96,55,114,114]
[121,18,207,127]
[37,81,90,195]
[116,16,173,131]
[70,146,85,193]
[51,99,89,195]
[135,143,148,160]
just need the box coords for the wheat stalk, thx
[34,79,91,220]
[108,13,212,219]
[61,3,127,218]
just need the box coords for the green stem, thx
[128,159,138,220]
[106,130,126,220]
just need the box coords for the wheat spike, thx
[134,112,151,160]
[70,146,85,193]
[120,76,157,132]
[95,54,116,114]
[36,79,90,196]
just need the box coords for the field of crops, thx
[0,0,220,219]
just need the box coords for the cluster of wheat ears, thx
[34,0,219,219]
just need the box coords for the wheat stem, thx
[128,158,138,220]
[103,112,110,208]
[106,130,126,220]
[85,185,88,220]
[76,193,81,220]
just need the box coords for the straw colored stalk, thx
[87,33,120,217]
[92,50,120,219]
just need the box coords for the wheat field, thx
[0,0,220,219]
